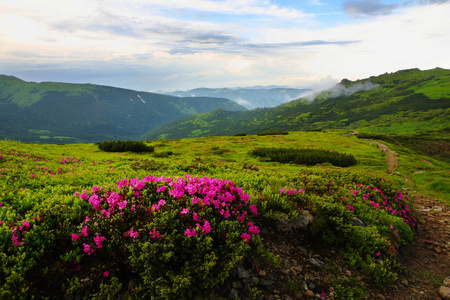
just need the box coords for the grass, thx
[1,129,448,298]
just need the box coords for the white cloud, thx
[0,0,448,90]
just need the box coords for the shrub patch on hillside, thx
[250,147,357,167]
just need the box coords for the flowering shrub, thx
[70,175,260,298]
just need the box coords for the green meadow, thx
[0,130,448,299]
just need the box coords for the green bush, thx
[250,147,357,167]
[69,175,261,299]
[256,130,289,136]
[97,140,154,153]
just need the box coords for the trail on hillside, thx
[373,141,450,299]
[371,141,399,174]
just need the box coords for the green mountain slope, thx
[0,75,246,143]
[141,68,450,140]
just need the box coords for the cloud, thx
[342,0,398,17]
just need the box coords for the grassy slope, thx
[1,130,449,298]
[141,68,450,140]
[0,75,246,144]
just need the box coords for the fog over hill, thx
[165,87,313,109]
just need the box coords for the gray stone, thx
[229,288,238,299]
[237,266,250,279]
[308,282,316,290]
[352,217,366,227]
[244,283,252,292]
[401,279,408,286]
[298,246,308,254]
[309,258,325,269]
[243,277,260,285]
[262,279,276,287]
[232,281,243,289]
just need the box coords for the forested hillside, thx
[0,75,246,143]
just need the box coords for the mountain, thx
[0,75,246,143]
[165,87,313,109]
[141,68,450,140]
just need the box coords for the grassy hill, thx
[141,68,450,140]
[0,75,246,143]
[1,130,449,298]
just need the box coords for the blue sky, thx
[0,0,449,91]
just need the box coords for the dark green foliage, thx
[256,130,289,136]
[98,140,154,153]
[130,159,166,171]
[234,132,247,136]
[250,147,357,167]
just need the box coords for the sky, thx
[0,0,449,92]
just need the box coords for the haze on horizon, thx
[0,0,449,92]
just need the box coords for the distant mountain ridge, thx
[165,87,312,109]
[0,75,246,143]
[142,68,450,140]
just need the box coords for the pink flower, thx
[128,228,139,238]
[201,220,212,234]
[375,251,381,257]
[180,208,189,215]
[249,204,258,216]
[184,228,197,237]
[83,243,93,255]
[320,292,326,298]
[71,233,80,242]
[158,199,166,206]
[103,271,109,277]
[94,233,106,249]
[81,226,89,237]
[156,186,166,193]
[30,174,36,178]
[241,232,251,244]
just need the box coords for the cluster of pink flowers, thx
[279,187,305,195]
[11,221,31,246]
[348,184,417,227]
[71,175,260,259]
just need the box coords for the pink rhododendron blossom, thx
[71,233,80,242]
[81,226,89,237]
[241,232,251,244]
[249,205,258,216]
[201,221,212,234]
[94,233,106,249]
[118,200,127,210]
[156,186,166,193]
[158,199,166,206]
[103,271,109,277]
[184,228,197,237]
[83,243,93,255]
[128,228,139,238]
[30,174,36,178]
[180,208,189,215]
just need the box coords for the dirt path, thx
[371,141,399,174]
[373,141,450,299]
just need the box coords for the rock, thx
[308,282,316,289]
[232,281,243,289]
[229,288,238,299]
[237,266,250,279]
[262,279,276,287]
[352,217,366,227]
[259,270,267,277]
[298,246,308,254]
[244,283,252,292]
[300,281,308,290]
[292,266,303,273]
[439,286,450,300]
[443,276,450,287]
[243,277,259,285]
[284,295,293,300]
[310,258,325,269]
[292,210,314,229]
[401,279,409,286]
[304,290,315,297]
